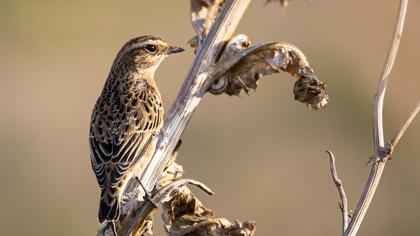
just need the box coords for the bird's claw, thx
[120,195,129,204]
[134,177,159,208]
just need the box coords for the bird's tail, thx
[98,190,121,223]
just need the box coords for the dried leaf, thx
[160,162,184,189]
[209,36,329,110]
[190,0,224,48]
[220,34,251,60]
[162,186,256,236]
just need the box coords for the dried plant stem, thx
[140,0,252,193]
[114,1,252,235]
[372,0,408,153]
[390,102,420,148]
[343,1,409,235]
[326,151,349,234]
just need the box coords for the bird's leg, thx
[107,221,118,236]
[134,176,159,208]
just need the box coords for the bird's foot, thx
[134,177,159,208]
[121,191,138,213]
[120,195,129,204]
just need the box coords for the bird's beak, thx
[167,46,185,54]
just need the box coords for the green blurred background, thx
[1,0,419,235]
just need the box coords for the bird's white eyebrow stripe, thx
[123,39,166,54]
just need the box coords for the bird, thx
[89,35,184,225]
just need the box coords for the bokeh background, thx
[1,0,419,235]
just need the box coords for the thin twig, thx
[390,101,420,148]
[344,1,409,235]
[373,0,408,152]
[326,150,349,234]
[153,178,214,204]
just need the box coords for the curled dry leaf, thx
[190,0,224,48]
[162,186,256,236]
[209,35,329,110]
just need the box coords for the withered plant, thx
[98,0,418,235]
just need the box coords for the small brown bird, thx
[89,35,184,224]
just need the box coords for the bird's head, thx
[113,35,184,75]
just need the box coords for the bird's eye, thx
[144,44,157,53]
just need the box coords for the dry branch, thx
[344,1,409,235]
[326,151,350,234]
[389,102,420,150]
[326,1,418,236]
[139,0,253,195]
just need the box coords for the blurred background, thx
[1,0,419,235]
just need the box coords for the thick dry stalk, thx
[140,0,252,194]
[326,151,349,234]
[343,1,408,235]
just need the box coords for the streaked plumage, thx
[89,35,184,223]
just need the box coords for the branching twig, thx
[326,150,349,234]
[344,1,408,235]
[326,1,413,236]
[154,178,215,202]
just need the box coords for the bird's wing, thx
[90,88,163,190]
[90,131,154,189]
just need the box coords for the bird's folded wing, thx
[90,131,154,189]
